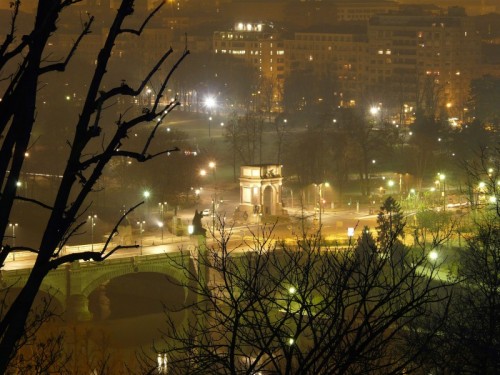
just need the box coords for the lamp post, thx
[158,201,167,243]
[204,96,216,138]
[9,223,18,260]
[387,179,395,196]
[88,215,97,251]
[209,161,217,236]
[200,162,217,236]
[137,220,146,255]
[143,190,150,216]
[315,182,329,238]
[438,173,446,211]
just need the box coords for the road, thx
[3,203,380,271]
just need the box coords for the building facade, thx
[366,6,481,120]
[238,164,283,218]
[285,25,368,108]
[213,22,286,112]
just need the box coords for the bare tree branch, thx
[100,201,143,255]
[0,1,27,70]
[140,100,180,155]
[120,0,165,35]
[95,47,174,106]
[47,244,139,271]
[13,195,54,210]
[38,14,94,74]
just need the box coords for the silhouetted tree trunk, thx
[0,1,189,371]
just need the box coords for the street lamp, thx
[143,190,150,216]
[438,173,446,211]
[9,222,18,247]
[137,220,146,255]
[315,182,329,238]
[387,180,395,196]
[369,106,380,116]
[9,223,18,260]
[88,215,97,251]
[200,162,217,236]
[158,202,167,243]
[209,162,217,236]
[204,96,216,138]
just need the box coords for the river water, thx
[34,272,187,373]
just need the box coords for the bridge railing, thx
[63,243,107,253]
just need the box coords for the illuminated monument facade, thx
[238,164,283,218]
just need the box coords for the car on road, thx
[202,208,211,216]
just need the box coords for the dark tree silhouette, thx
[151,203,450,374]
[0,1,188,371]
[426,147,500,374]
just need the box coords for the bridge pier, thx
[65,294,92,321]
[65,262,92,322]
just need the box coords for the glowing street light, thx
[204,96,217,138]
[143,190,150,216]
[315,182,329,237]
[370,106,380,116]
[200,161,217,236]
[88,214,97,251]
[204,96,216,109]
[9,222,18,246]
[438,173,446,210]
[158,202,167,243]
[137,220,146,255]
[387,179,395,196]
[9,223,18,260]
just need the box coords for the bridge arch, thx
[80,258,189,300]
[2,251,194,322]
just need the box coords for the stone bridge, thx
[1,250,193,321]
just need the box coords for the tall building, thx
[285,24,368,107]
[213,22,286,111]
[365,6,481,120]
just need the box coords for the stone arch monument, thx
[238,164,283,219]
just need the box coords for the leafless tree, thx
[424,146,500,374]
[0,1,189,371]
[223,112,264,166]
[149,200,450,375]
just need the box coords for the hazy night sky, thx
[2,0,500,15]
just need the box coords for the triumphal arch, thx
[237,164,283,220]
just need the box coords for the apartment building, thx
[285,24,368,107]
[366,6,481,119]
[335,0,399,22]
[213,22,286,111]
